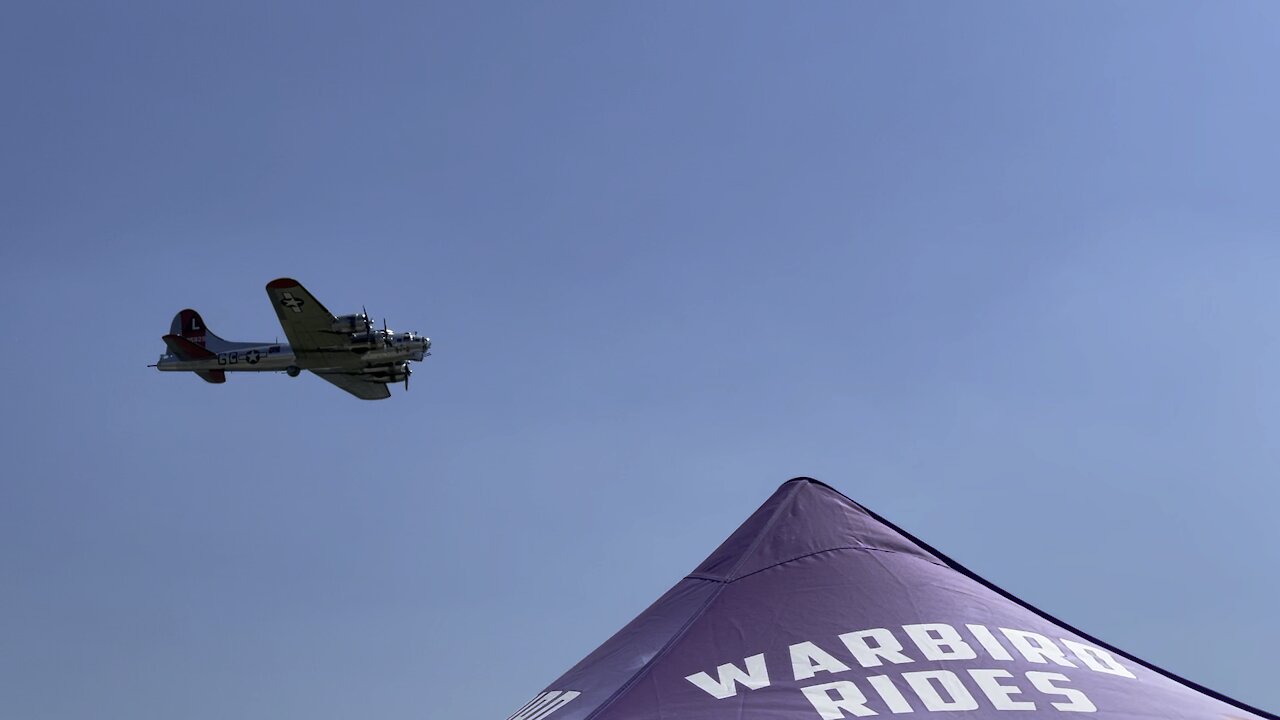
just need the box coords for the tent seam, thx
[579,480,807,720]
[720,545,947,583]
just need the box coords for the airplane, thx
[152,278,431,400]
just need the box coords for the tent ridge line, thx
[724,479,809,581]
[682,572,727,583]
[722,544,949,584]
[844,490,1280,720]
[580,480,810,720]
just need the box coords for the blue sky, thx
[2,2,1278,718]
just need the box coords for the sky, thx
[2,2,1278,718]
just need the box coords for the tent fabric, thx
[510,478,1275,720]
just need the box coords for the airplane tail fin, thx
[169,309,238,353]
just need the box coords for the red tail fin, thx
[170,309,212,348]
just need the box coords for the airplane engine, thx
[332,313,370,334]
[351,330,387,348]
[364,364,409,384]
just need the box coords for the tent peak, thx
[687,476,940,583]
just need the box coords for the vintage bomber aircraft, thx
[152,278,431,400]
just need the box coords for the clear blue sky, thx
[2,3,1278,718]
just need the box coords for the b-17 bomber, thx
[153,278,430,400]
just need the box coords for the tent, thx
[508,478,1274,720]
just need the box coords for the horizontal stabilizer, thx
[162,333,216,361]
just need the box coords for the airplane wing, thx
[265,278,339,353]
[312,371,392,400]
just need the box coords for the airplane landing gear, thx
[286,366,301,377]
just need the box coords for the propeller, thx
[362,305,372,333]
[404,364,411,391]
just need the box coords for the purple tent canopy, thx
[509,478,1275,720]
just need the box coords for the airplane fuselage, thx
[156,341,296,373]
[155,336,430,374]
